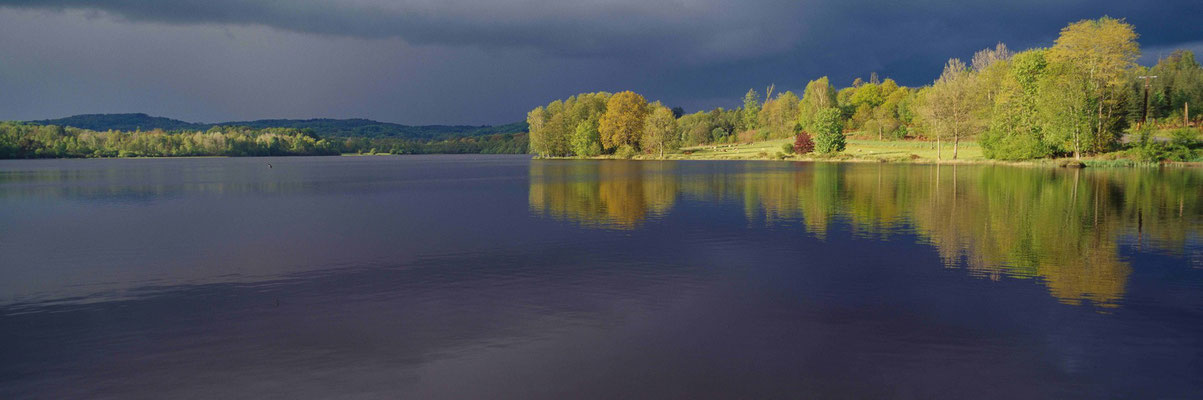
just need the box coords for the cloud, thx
[3,0,1199,71]
[1,0,1201,124]
[0,0,808,62]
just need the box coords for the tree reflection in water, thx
[530,160,1203,308]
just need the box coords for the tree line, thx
[0,122,527,158]
[344,133,528,155]
[527,17,1202,162]
[31,113,529,141]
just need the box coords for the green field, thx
[673,137,985,163]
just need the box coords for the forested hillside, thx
[30,113,527,140]
[0,113,529,158]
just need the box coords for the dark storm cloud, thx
[0,0,1200,124]
[0,0,808,60]
[3,0,1198,64]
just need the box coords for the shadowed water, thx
[1,155,1201,398]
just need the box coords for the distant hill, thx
[31,113,202,132]
[28,113,527,140]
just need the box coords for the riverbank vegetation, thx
[528,17,1203,164]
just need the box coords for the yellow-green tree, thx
[741,89,761,132]
[799,77,837,130]
[918,58,982,160]
[1047,17,1140,155]
[758,91,801,139]
[599,91,649,152]
[981,48,1057,160]
[641,105,678,159]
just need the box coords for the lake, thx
[1,155,1201,398]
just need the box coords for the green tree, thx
[526,106,549,156]
[641,105,679,159]
[1144,50,1203,124]
[571,120,602,157]
[811,107,846,154]
[1047,17,1140,156]
[919,58,982,159]
[799,77,838,130]
[865,84,908,140]
[759,91,801,139]
[741,89,761,132]
[1039,61,1094,159]
[981,49,1056,160]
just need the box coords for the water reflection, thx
[529,161,1203,307]
[529,161,678,229]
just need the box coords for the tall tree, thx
[759,91,801,139]
[811,107,846,154]
[1047,17,1140,155]
[981,49,1056,160]
[799,77,838,131]
[642,105,679,159]
[1146,50,1203,123]
[526,106,549,156]
[1039,62,1094,159]
[571,119,602,157]
[919,58,981,159]
[741,89,761,132]
[599,91,649,152]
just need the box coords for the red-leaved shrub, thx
[794,132,815,154]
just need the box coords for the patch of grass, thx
[679,138,985,163]
[573,136,1202,168]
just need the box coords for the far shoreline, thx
[3,151,1201,169]
[536,154,1203,169]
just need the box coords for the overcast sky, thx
[0,1,1199,125]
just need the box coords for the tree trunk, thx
[1074,128,1081,160]
[1094,97,1104,154]
[953,134,959,160]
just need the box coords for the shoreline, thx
[534,137,1202,168]
[537,154,1203,169]
[3,152,1199,169]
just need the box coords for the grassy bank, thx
[547,138,1199,168]
[678,138,984,162]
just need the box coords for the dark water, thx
[2,155,1201,399]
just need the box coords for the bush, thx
[781,143,795,155]
[811,108,845,154]
[980,128,1053,160]
[793,132,815,154]
[1170,128,1199,147]
[1134,128,1164,162]
[1133,127,1196,162]
[615,144,637,159]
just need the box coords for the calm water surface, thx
[1,155,1201,398]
